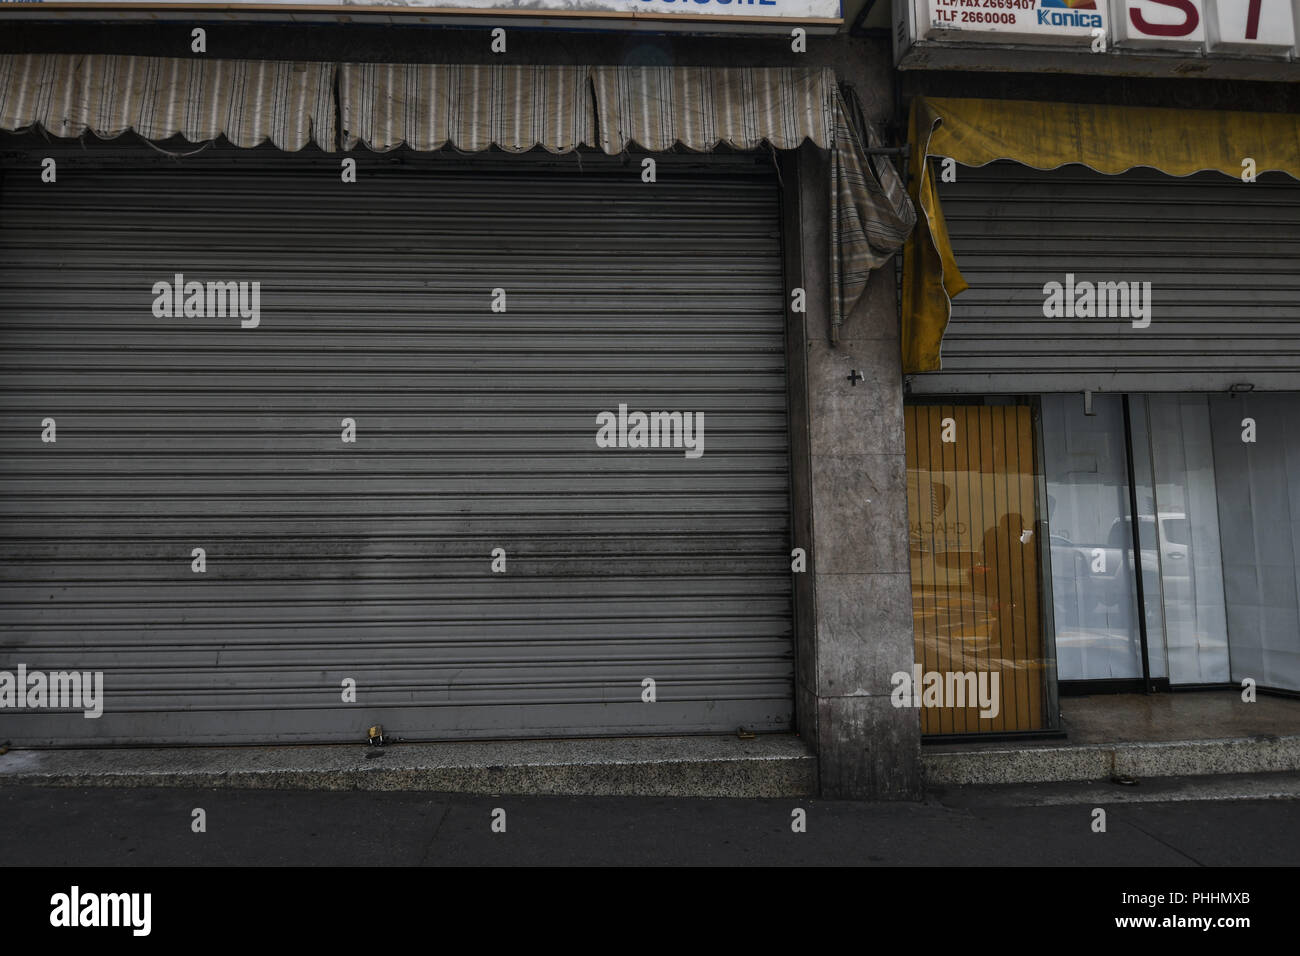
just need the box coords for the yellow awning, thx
[903,96,1300,374]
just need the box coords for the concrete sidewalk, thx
[3,692,1295,797]
[4,729,1297,796]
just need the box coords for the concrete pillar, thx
[786,143,922,800]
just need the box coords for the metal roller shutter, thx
[0,150,793,746]
[910,161,1300,394]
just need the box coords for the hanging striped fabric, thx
[830,93,916,341]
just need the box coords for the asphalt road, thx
[4,777,1299,866]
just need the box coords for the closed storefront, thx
[901,98,1300,731]
[0,47,917,795]
[0,149,796,745]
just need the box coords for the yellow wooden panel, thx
[905,403,1047,735]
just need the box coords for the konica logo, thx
[1036,8,1103,25]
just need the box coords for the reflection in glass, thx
[1041,394,1144,681]
[905,404,1048,734]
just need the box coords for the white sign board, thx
[0,0,843,25]
[921,0,1106,45]
[900,0,1299,60]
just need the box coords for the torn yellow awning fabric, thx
[903,95,1300,374]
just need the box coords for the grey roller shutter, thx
[909,161,1300,394]
[0,150,793,746]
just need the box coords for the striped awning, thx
[339,63,593,153]
[0,53,334,151]
[589,66,834,152]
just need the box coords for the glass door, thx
[1041,393,1153,684]
[1041,392,1235,689]
[917,392,1300,706]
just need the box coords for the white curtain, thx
[1210,393,1300,692]
[1145,395,1230,684]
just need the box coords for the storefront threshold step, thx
[922,734,1300,786]
[0,734,816,798]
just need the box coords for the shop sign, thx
[906,0,1299,57]
[923,0,1106,46]
[1114,0,1207,49]
[1207,0,1297,52]
[0,0,843,28]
